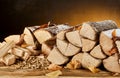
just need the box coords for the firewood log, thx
[0,41,15,58]
[71,53,83,63]
[100,29,119,56]
[56,39,68,55]
[34,24,71,44]
[3,53,16,65]
[66,30,82,47]
[103,53,120,73]
[23,27,35,46]
[57,27,73,40]
[26,46,40,56]
[56,39,81,56]
[16,46,31,60]
[12,47,24,57]
[47,46,69,65]
[41,37,56,55]
[90,45,107,59]
[81,38,96,52]
[4,34,24,46]
[80,20,117,40]
[4,35,20,43]
[81,53,102,69]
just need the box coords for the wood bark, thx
[80,20,117,40]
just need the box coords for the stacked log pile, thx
[0,20,120,74]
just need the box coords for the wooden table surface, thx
[0,67,119,78]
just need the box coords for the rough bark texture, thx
[80,20,117,40]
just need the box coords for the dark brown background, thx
[0,0,120,41]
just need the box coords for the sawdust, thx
[11,55,50,70]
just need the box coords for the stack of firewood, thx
[0,20,120,73]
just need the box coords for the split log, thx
[81,53,102,69]
[23,27,36,46]
[103,53,120,73]
[66,30,82,47]
[81,38,96,52]
[57,27,73,40]
[71,53,83,63]
[47,46,69,65]
[100,29,119,56]
[23,27,41,50]
[41,37,56,55]
[3,53,16,65]
[34,29,53,44]
[0,41,15,58]
[0,42,6,48]
[34,24,71,44]
[26,46,40,56]
[56,39,81,56]
[4,35,20,43]
[57,30,67,40]
[90,45,107,59]
[12,47,24,57]
[56,39,68,55]
[66,53,83,69]
[16,46,31,60]
[80,20,117,40]
[65,43,81,56]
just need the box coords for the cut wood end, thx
[57,30,67,40]
[103,53,120,73]
[66,30,82,47]
[47,46,69,65]
[3,54,16,65]
[90,45,107,59]
[4,35,20,43]
[34,29,53,44]
[12,47,24,57]
[81,53,102,69]
[0,41,15,58]
[100,32,114,56]
[65,43,81,56]
[80,23,96,40]
[82,38,96,52]
[23,27,35,46]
